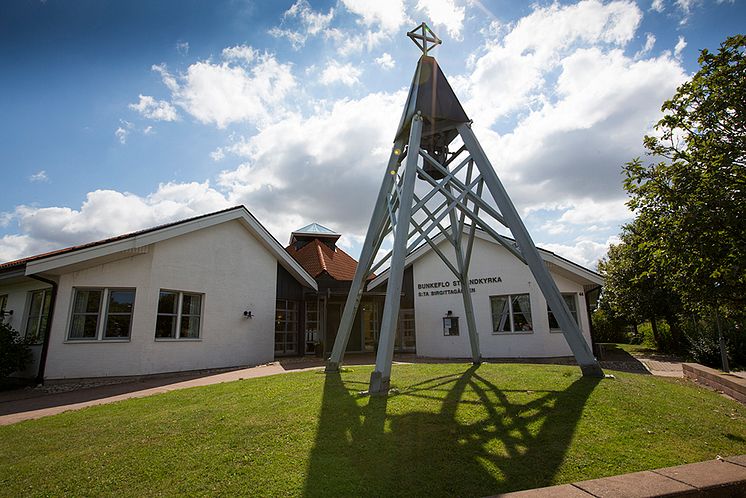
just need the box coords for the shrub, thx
[0,322,32,378]
[681,315,745,370]
[591,308,629,343]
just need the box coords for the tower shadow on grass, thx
[303,365,600,497]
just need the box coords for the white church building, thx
[0,206,602,382]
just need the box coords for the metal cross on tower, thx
[325,23,604,394]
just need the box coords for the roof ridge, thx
[315,240,328,272]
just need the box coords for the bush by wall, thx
[0,322,32,379]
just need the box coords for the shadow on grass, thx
[303,365,599,497]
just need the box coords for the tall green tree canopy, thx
[623,34,746,316]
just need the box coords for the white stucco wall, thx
[43,220,278,379]
[413,237,592,359]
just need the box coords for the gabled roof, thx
[286,238,369,281]
[0,206,318,290]
[367,227,603,290]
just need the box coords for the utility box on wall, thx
[443,312,459,336]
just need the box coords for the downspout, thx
[29,274,58,385]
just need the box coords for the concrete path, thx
[639,358,684,377]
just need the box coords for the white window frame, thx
[25,288,52,344]
[547,293,579,333]
[66,287,136,342]
[154,290,203,341]
[490,293,534,334]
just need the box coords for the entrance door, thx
[396,309,416,352]
[362,302,379,352]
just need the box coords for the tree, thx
[597,217,682,349]
[623,35,746,318]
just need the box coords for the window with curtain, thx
[490,294,533,333]
[155,290,202,339]
[26,288,52,344]
[68,288,135,341]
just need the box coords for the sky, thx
[0,0,743,269]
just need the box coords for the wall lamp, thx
[243,310,254,319]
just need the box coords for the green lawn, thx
[1,363,745,497]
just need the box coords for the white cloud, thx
[336,0,410,54]
[270,0,335,49]
[416,0,465,39]
[0,234,41,264]
[176,41,189,55]
[1,91,405,264]
[153,54,296,129]
[210,147,225,161]
[0,183,231,263]
[216,91,406,241]
[341,0,407,33]
[651,0,665,12]
[634,33,656,58]
[115,127,128,144]
[452,0,687,229]
[152,64,179,93]
[374,52,395,70]
[319,60,362,86]
[674,35,687,59]
[463,0,642,126]
[539,235,621,269]
[221,44,256,64]
[129,94,179,122]
[29,170,49,183]
[143,125,154,135]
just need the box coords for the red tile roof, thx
[286,239,370,281]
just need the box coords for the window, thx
[155,290,202,339]
[26,289,52,344]
[490,294,533,333]
[547,294,579,332]
[275,299,297,355]
[305,299,319,354]
[68,288,135,341]
[0,294,8,323]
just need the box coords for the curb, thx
[683,363,746,404]
[493,455,746,497]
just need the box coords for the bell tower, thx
[325,23,604,394]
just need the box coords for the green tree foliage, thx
[597,217,682,350]
[0,322,32,379]
[623,35,745,317]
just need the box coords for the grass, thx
[1,363,745,497]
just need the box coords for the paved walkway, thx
[597,344,686,378]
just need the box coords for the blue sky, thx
[1,0,743,268]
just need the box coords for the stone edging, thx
[493,455,746,497]
[683,363,746,404]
